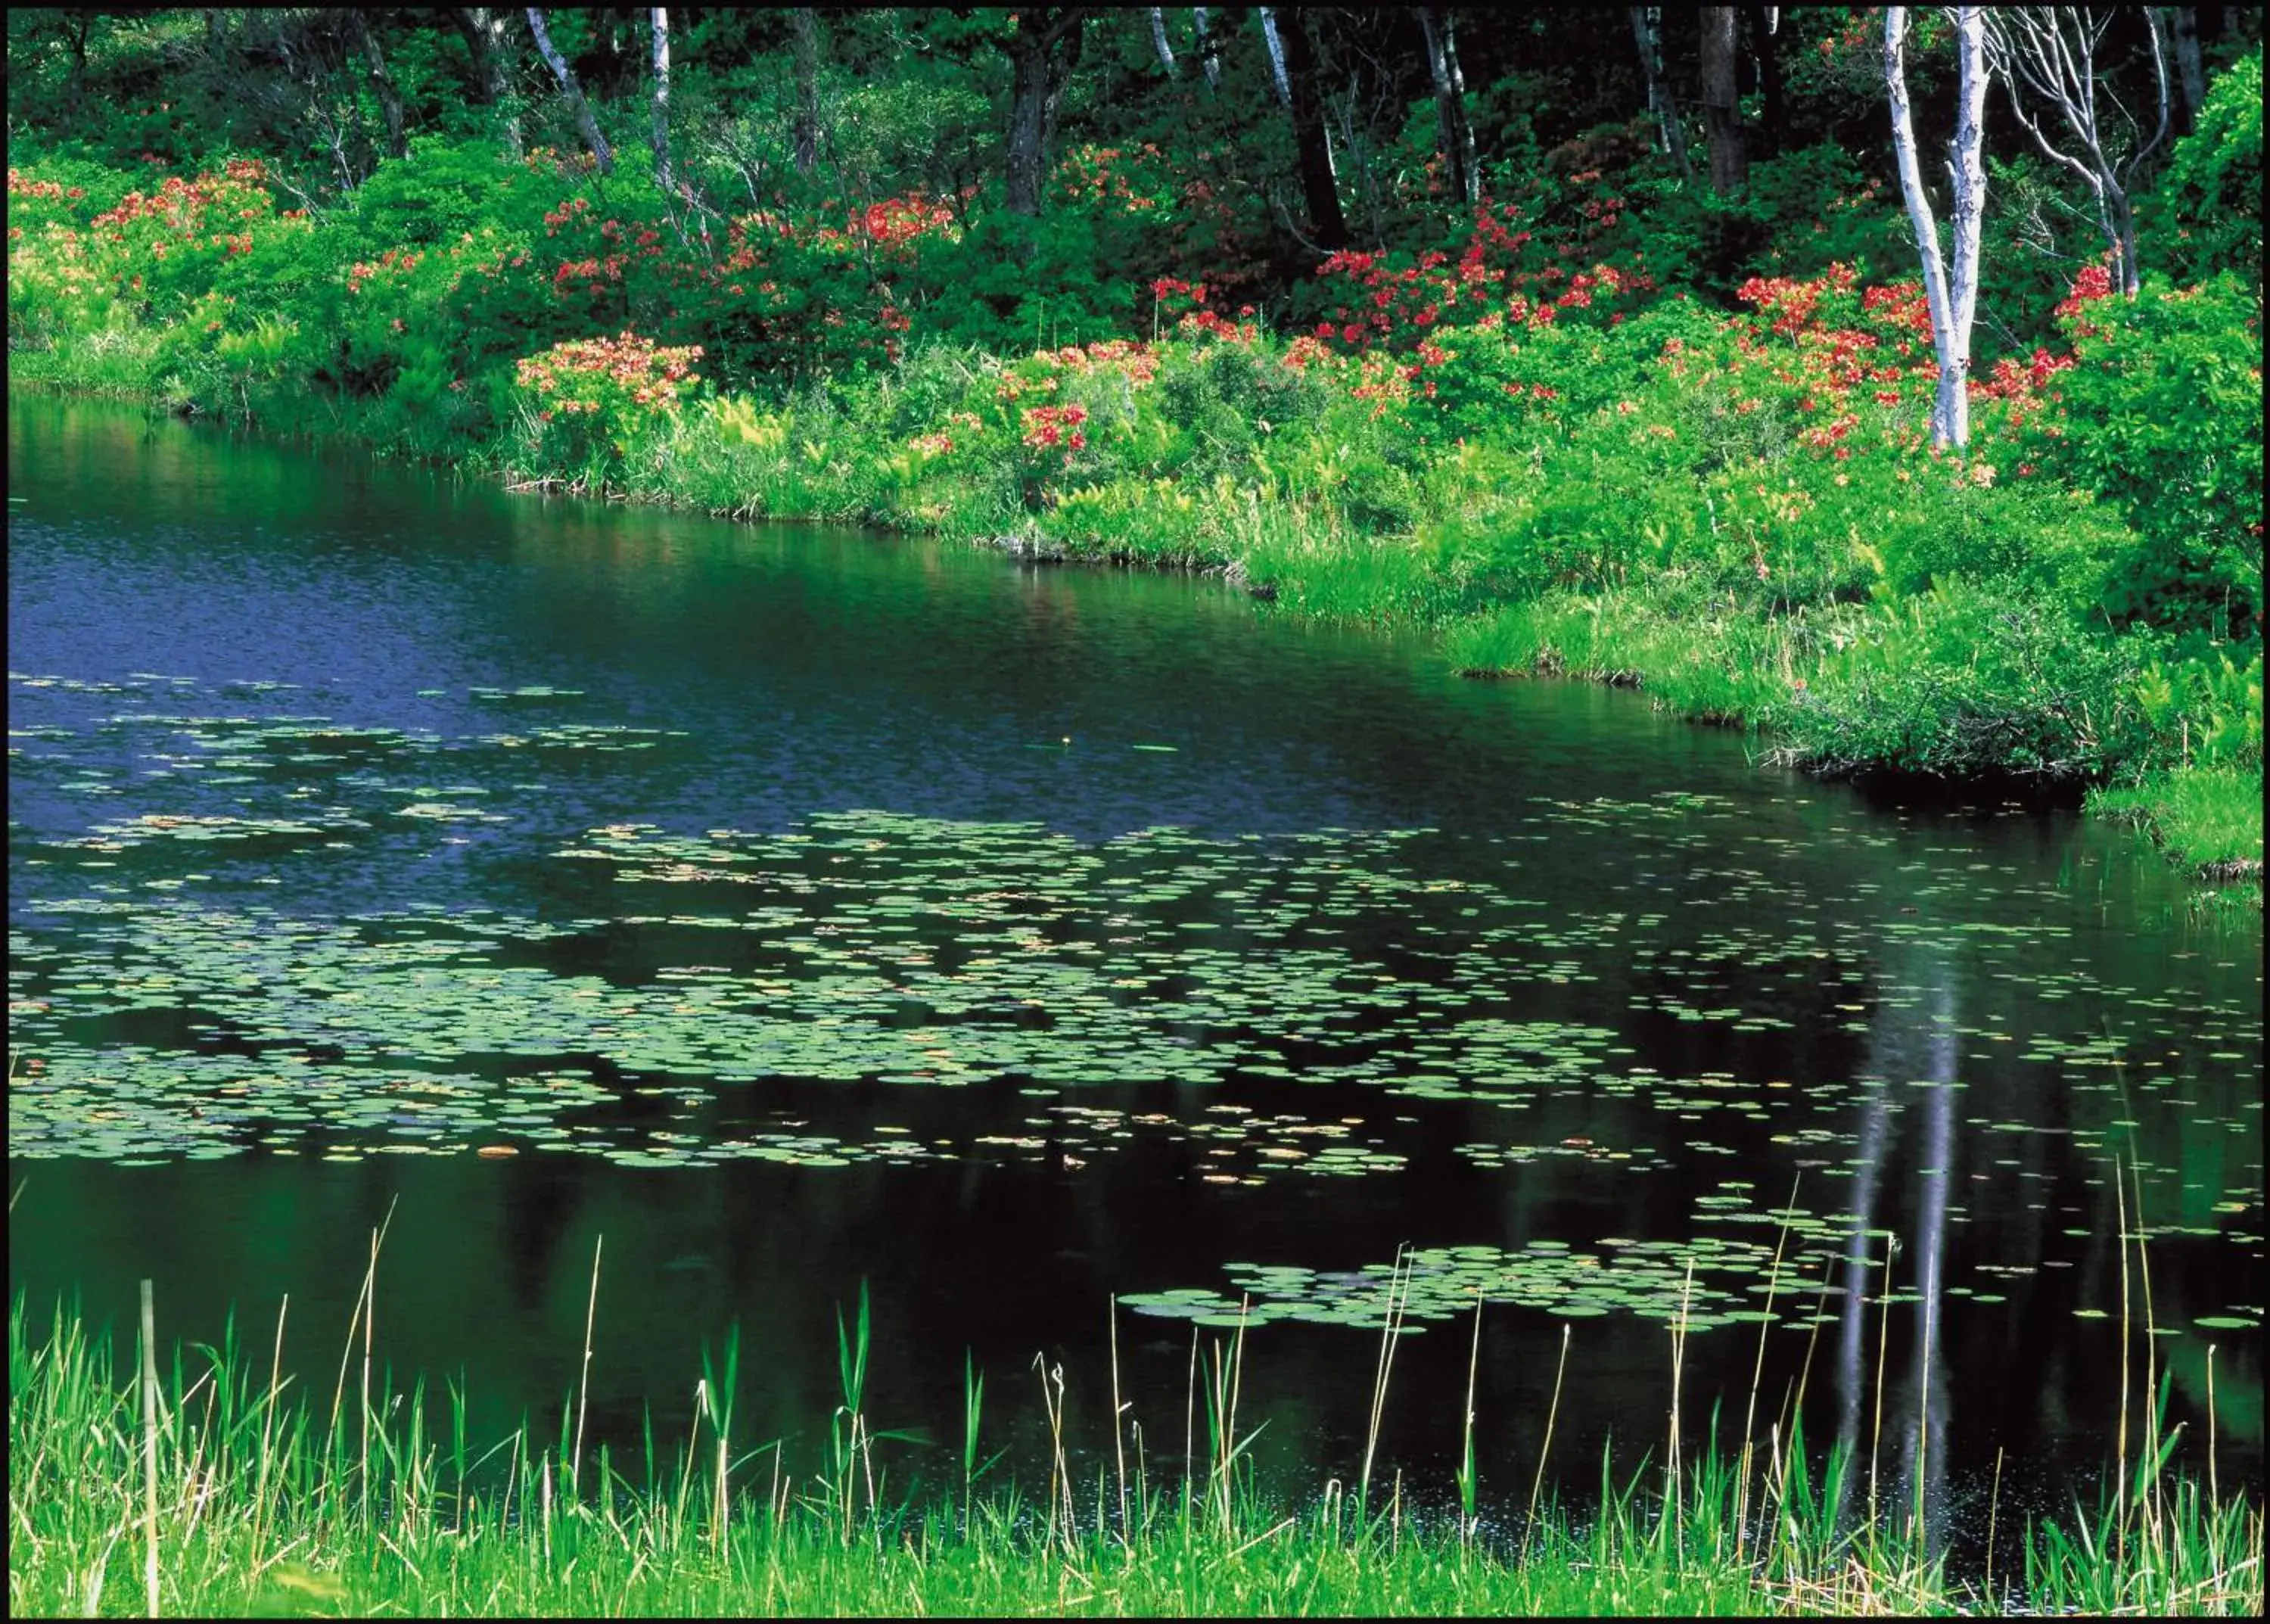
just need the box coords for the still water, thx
[8,397,2262,1537]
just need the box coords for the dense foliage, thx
[5,8,2262,879]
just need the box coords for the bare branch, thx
[1979,6,2165,293]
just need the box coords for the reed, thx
[1356,1244,1413,1523]
[6,1277,2259,1618]
[1454,1290,1483,1542]
[1522,1321,1571,1562]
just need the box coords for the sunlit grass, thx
[2089,764,2265,884]
[9,1283,2259,1617]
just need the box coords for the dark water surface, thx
[9,396,2262,1538]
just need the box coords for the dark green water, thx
[8,396,2262,1536]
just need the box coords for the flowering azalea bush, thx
[512,331,707,487]
[8,170,107,345]
[84,160,280,315]
[1306,196,1659,356]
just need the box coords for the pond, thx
[8,394,2262,1548]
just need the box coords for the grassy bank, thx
[6,143,2261,891]
[9,1279,2261,1618]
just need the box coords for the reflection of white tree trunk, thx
[1833,1080,1890,1535]
[1833,938,1958,1553]
[1898,963,1957,1554]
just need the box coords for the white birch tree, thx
[527,8,613,175]
[1885,7,1989,450]
[648,8,671,195]
[1191,7,1221,94]
[1629,7,1695,181]
[1982,7,2172,297]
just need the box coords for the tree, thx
[1147,6,1177,76]
[1699,5,1747,194]
[648,7,672,194]
[1414,7,1479,206]
[1745,4,1786,156]
[1629,8,1694,181]
[346,11,406,162]
[1885,6,1989,450]
[2167,5,2206,134]
[1983,7,2173,297]
[527,7,614,175]
[789,8,820,176]
[1260,6,1348,249]
[1192,5,1221,94]
[455,8,524,159]
[1003,7,1085,220]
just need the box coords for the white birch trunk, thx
[649,8,672,194]
[1148,7,1176,74]
[1885,7,1988,450]
[1258,7,1292,108]
[1629,7,1694,180]
[527,7,614,175]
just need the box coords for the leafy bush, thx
[1770,585,2141,780]
[2038,274,2263,639]
[2122,642,2265,775]
[2146,47,2263,285]
[343,139,536,257]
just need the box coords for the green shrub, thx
[2041,275,2263,639]
[2122,642,2265,775]
[343,138,533,256]
[2146,47,2263,285]
[1780,455,2135,608]
[1770,584,2141,780]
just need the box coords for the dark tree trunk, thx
[649,6,672,194]
[66,9,92,114]
[349,10,407,161]
[1414,7,1479,205]
[790,8,821,175]
[1745,3,1785,157]
[1270,7,1348,248]
[1003,7,1084,220]
[527,7,613,174]
[1698,5,1746,195]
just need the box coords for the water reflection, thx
[1833,937,1959,1549]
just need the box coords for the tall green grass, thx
[9,1248,2259,1616]
[2090,765,2266,879]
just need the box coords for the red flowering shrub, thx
[80,163,279,315]
[1305,185,1659,356]
[512,331,707,484]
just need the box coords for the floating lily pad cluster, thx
[1126,1232,1840,1333]
[8,667,2262,1337]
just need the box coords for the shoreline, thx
[13,375,2258,898]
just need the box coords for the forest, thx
[7,8,2262,886]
